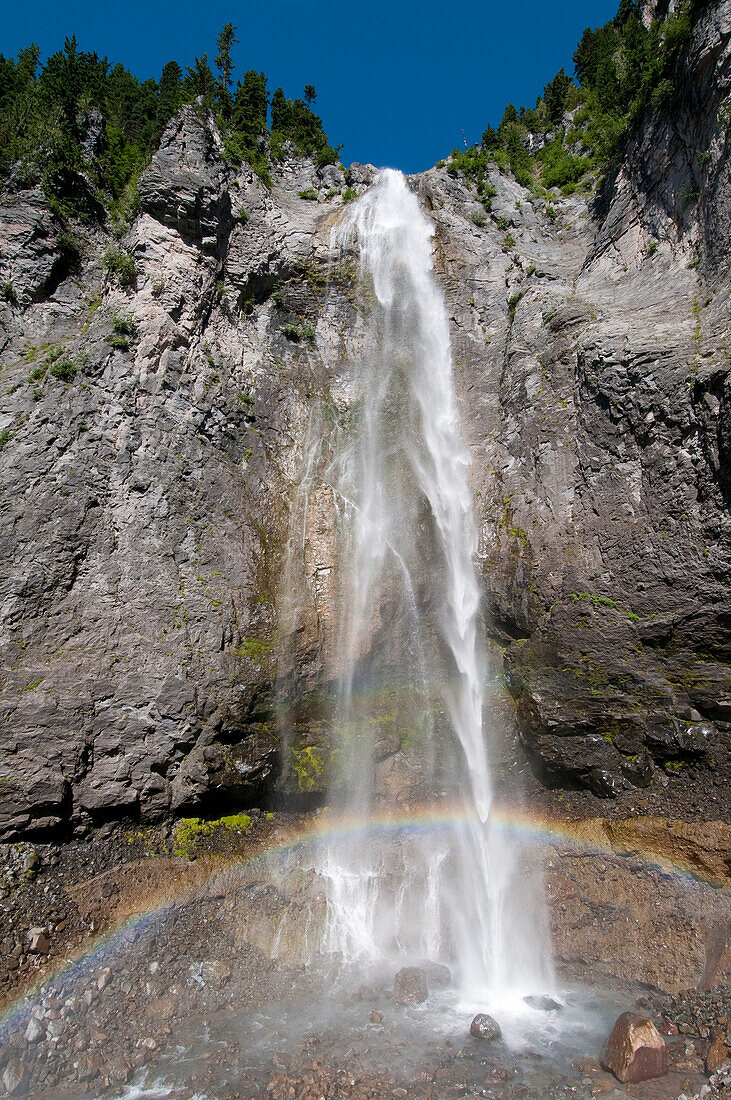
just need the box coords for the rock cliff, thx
[1,2,730,838]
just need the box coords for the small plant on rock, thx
[112,314,138,336]
[49,358,77,382]
[508,291,524,321]
[104,248,137,288]
[282,323,301,342]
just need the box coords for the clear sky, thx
[3,0,618,174]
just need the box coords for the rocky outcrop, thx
[1,2,730,837]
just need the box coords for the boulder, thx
[706,1034,730,1074]
[424,961,452,987]
[393,966,428,1005]
[2,1057,28,1096]
[24,1017,44,1043]
[27,928,49,954]
[524,994,562,1012]
[602,1012,668,1083]
[470,1013,502,1040]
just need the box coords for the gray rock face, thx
[0,3,730,837]
[0,185,62,305]
[139,106,231,245]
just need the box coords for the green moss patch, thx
[173,813,252,857]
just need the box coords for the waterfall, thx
[307,169,551,1005]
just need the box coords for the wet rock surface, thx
[393,966,428,1005]
[470,1012,502,1040]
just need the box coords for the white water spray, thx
[311,169,551,1005]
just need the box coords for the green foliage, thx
[49,357,77,381]
[226,68,270,184]
[270,84,332,161]
[537,140,592,189]
[282,323,301,342]
[0,26,338,218]
[440,0,700,192]
[298,187,318,201]
[235,635,274,664]
[214,22,237,117]
[568,591,618,609]
[0,429,11,449]
[543,68,572,125]
[57,231,82,275]
[104,248,136,287]
[508,291,523,321]
[342,187,357,203]
[112,313,137,336]
[1,282,16,303]
[316,144,338,167]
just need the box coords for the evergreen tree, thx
[183,54,216,106]
[157,61,183,136]
[543,68,572,126]
[232,70,268,149]
[270,86,291,134]
[215,23,238,117]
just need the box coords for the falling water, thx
[306,169,551,1006]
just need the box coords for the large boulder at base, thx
[470,1013,502,1040]
[393,966,428,1005]
[602,1012,668,1083]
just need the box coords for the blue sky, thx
[3,0,618,173]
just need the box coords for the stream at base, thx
[97,982,634,1100]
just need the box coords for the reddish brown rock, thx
[706,1034,730,1073]
[602,1012,669,1083]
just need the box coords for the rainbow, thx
[1,802,727,1027]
